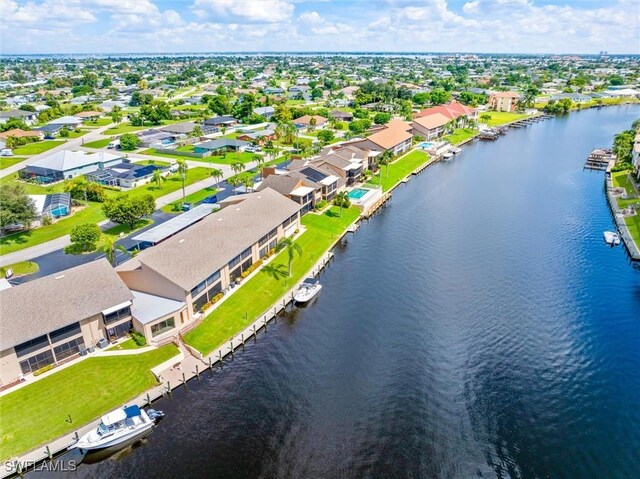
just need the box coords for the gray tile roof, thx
[117,188,302,290]
[0,259,134,350]
[257,172,319,197]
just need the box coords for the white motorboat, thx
[603,231,621,246]
[71,405,164,451]
[442,151,454,160]
[294,279,322,304]
[452,147,462,154]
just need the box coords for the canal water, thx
[47,105,640,478]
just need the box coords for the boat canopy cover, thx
[101,408,127,426]
[124,405,142,418]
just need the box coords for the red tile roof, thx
[414,101,476,121]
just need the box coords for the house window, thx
[229,247,252,269]
[259,228,277,246]
[15,335,49,358]
[190,279,206,297]
[53,337,85,362]
[49,322,81,344]
[103,306,131,325]
[107,320,132,341]
[151,318,175,337]
[19,350,54,375]
[282,213,298,229]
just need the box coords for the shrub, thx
[41,214,53,226]
[33,364,55,376]
[131,331,147,346]
[59,129,70,138]
[240,259,263,278]
[315,199,328,210]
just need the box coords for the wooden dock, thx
[585,148,616,171]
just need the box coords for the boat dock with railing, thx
[585,148,616,170]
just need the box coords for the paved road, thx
[0,123,115,179]
[0,158,261,268]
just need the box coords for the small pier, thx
[479,130,499,140]
[585,148,616,171]
[346,222,360,233]
[362,191,391,219]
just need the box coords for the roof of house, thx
[330,110,353,118]
[74,111,102,118]
[0,259,134,350]
[159,122,197,134]
[0,109,36,118]
[294,115,327,126]
[130,290,185,325]
[357,125,413,150]
[0,128,42,139]
[412,112,451,130]
[386,118,413,132]
[48,115,83,125]
[203,116,238,126]
[25,150,122,172]
[196,138,249,150]
[414,101,476,121]
[253,106,275,115]
[34,124,63,133]
[117,188,302,290]
[257,172,319,197]
[237,129,275,140]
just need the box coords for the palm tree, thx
[152,169,165,189]
[209,167,223,186]
[333,191,350,217]
[276,122,296,145]
[99,235,127,266]
[63,176,89,203]
[231,162,244,176]
[254,155,266,169]
[176,158,188,200]
[228,176,242,194]
[275,237,302,277]
[242,175,254,193]
[479,113,492,124]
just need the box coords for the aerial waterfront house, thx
[18,150,124,183]
[346,123,413,157]
[0,259,134,386]
[412,113,451,140]
[488,91,522,112]
[116,188,303,320]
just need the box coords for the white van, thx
[107,139,120,149]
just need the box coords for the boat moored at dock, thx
[603,231,621,246]
[71,406,164,452]
[294,278,323,304]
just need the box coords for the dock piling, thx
[195,364,200,380]
[46,445,52,460]
[146,393,151,406]
[181,372,186,388]
[208,357,213,371]
[167,381,172,397]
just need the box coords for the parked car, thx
[246,145,262,153]
[202,195,218,204]
[107,140,120,149]
[0,148,13,157]
[182,202,193,211]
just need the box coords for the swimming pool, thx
[348,188,370,200]
[418,141,436,149]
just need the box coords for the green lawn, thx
[0,345,178,460]
[0,203,105,255]
[12,141,64,155]
[625,214,640,249]
[285,99,306,106]
[194,151,256,165]
[104,123,148,135]
[612,171,637,196]
[0,168,211,254]
[0,260,39,277]
[442,128,478,145]
[0,157,27,170]
[83,118,113,127]
[366,150,431,192]
[106,338,145,351]
[161,186,219,213]
[66,129,90,139]
[83,138,112,149]
[135,159,171,167]
[183,206,360,354]
[0,174,66,195]
[480,112,530,126]
[103,218,153,237]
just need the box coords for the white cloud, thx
[463,1,480,14]
[299,11,323,25]
[191,0,294,23]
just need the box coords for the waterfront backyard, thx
[366,150,431,192]
[0,345,178,460]
[183,206,360,355]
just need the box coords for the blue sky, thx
[1,0,638,54]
